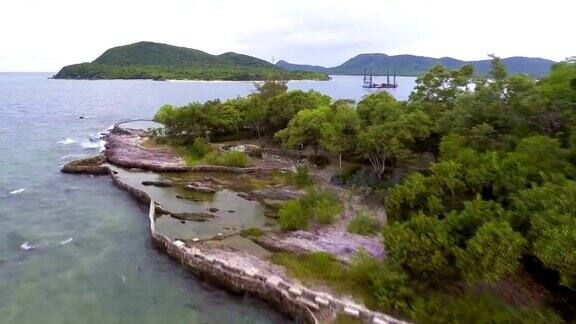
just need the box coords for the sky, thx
[0,0,574,72]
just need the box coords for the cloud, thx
[0,0,573,71]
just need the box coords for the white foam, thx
[58,237,73,245]
[80,140,103,149]
[59,138,75,145]
[9,188,26,195]
[20,241,35,250]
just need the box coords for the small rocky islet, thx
[61,123,401,324]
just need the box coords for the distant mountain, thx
[54,42,329,81]
[277,53,556,77]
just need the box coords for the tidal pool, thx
[110,166,280,241]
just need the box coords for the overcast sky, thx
[0,0,574,72]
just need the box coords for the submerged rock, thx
[170,212,216,222]
[185,182,217,194]
[141,179,173,187]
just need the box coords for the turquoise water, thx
[0,73,415,323]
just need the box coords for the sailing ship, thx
[362,67,398,89]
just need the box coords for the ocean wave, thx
[9,188,26,195]
[58,138,75,145]
[58,237,73,245]
[80,140,104,149]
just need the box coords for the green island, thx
[53,41,329,81]
[144,57,576,322]
[277,53,555,77]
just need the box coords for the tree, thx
[512,180,576,289]
[357,109,430,178]
[320,103,361,168]
[275,106,332,155]
[409,64,474,108]
[254,79,287,100]
[266,90,331,132]
[445,196,507,247]
[455,221,526,283]
[242,96,268,138]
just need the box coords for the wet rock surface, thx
[185,180,218,194]
[141,179,173,187]
[170,212,216,222]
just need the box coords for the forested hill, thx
[277,54,555,77]
[54,42,329,81]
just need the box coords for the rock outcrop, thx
[104,127,190,172]
[61,154,110,175]
[255,230,386,264]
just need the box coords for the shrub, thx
[383,214,456,281]
[456,221,526,284]
[284,166,314,188]
[221,151,248,167]
[278,186,343,231]
[347,211,382,235]
[311,199,342,224]
[278,201,309,231]
[189,137,210,158]
[349,253,415,313]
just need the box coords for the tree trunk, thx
[369,152,386,178]
[339,154,342,169]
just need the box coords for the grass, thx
[347,211,382,235]
[203,151,248,167]
[278,186,343,231]
[270,252,376,305]
[240,227,264,238]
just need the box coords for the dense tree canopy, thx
[153,58,576,321]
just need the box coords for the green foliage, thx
[282,166,314,188]
[272,252,345,283]
[54,42,329,81]
[275,106,332,154]
[512,180,576,288]
[239,227,264,238]
[455,221,526,283]
[267,90,331,132]
[254,80,288,100]
[221,151,248,167]
[188,137,210,159]
[347,211,382,235]
[411,292,562,324]
[383,215,455,281]
[278,200,309,231]
[278,187,343,231]
[349,253,415,313]
[320,102,361,163]
[202,151,247,167]
[356,93,431,178]
[310,199,342,224]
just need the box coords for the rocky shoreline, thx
[60,124,405,324]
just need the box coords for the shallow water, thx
[0,73,415,323]
[111,167,278,240]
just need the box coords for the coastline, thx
[61,123,406,324]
